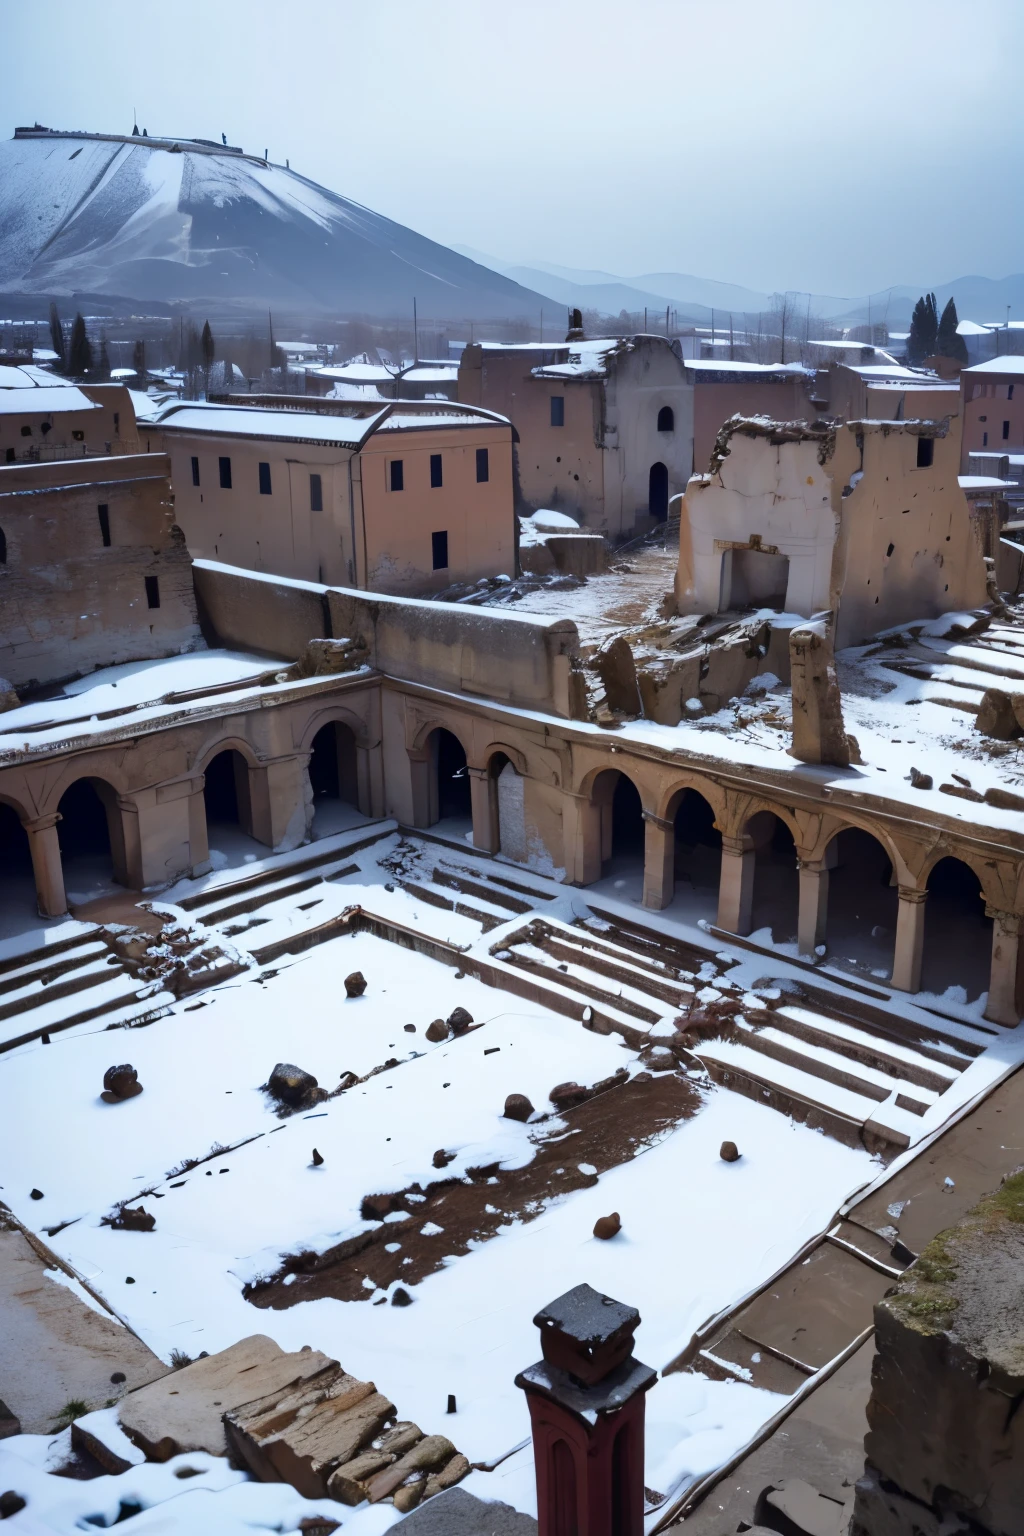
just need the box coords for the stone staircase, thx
[384,842,560,934]
[0,928,172,1054]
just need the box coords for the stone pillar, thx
[356,741,385,819]
[797,858,829,957]
[717,834,754,935]
[406,749,434,829]
[468,766,499,854]
[247,754,313,851]
[891,886,927,994]
[562,792,602,886]
[22,814,67,918]
[516,1283,655,1536]
[187,779,212,878]
[985,908,1022,1026]
[642,811,675,911]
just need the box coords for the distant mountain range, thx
[453,246,1024,330]
[0,129,556,320]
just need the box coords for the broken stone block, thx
[295,637,370,678]
[71,1406,147,1475]
[595,635,642,715]
[909,766,933,790]
[789,620,856,768]
[365,1435,458,1503]
[102,1064,142,1101]
[854,1169,1024,1536]
[225,1367,397,1499]
[755,1477,848,1536]
[593,1213,621,1241]
[549,1081,590,1111]
[344,972,367,998]
[503,1093,534,1122]
[975,688,1021,740]
[107,1205,156,1233]
[848,1464,967,1536]
[446,1007,473,1035]
[391,1287,413,1307]
[119,1336,335,1461]
[422,1452,472,1501]
[265,1063,326,1110]
[702,634,760,707]
[432,1149,456,1168]
[636,653,702,726]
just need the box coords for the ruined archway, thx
[202,748,260,865]
[822,826,899,982]
[57,777,125,903]
[308,721,362,838]
[746,810,798,944]
[425,728,471,831]
[667,786,721,921]
[489,751,526,862]
[0,800,35,930]
[649,461,669,522]
[921,857,991,1005]
[591,768,645,898]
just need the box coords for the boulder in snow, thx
[344,971,367,998]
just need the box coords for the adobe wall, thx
[603,339,694,537]
[961,366,1024,461]
[691,374,811,471]
[0,454,203,691]
[192,559,582,716]
[0,381,137,465]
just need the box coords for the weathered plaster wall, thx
[604,341,694,536]
[690,373,811,471]
[0,382,137,465]
[0,453,203,691]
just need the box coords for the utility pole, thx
[665,305,669,336]
[413,297,418,363]
[644,307,647,333]
[729,313,734,360]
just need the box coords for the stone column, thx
[985,908,1022,1026]
[891,886,927,994]
[355,741,385,819]
[562,791,602,886]
[797,858,829,957]
[186,778,212,878]
[468,766,498,854]
[717,833,754,934]
[247,754,313,852]
[22,813,67,918]
[642,811,675,911]
[406,749,434,829]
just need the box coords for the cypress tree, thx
[132,338,147,378]
[67,313,93,377]
[907,292,939,365]
[96,336,111,380]
[48,301,66,371]
[201,320,215,370]
[936,297,968,364]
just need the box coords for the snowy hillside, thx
[0,128,551,319]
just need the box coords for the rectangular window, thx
[430,453,443,488]
[219,456,232,489]
[476,447,489,483]
[191,455,200,487]
[145,575,160,609]
[97,504,110,547]
[432,530,449,570]
[916,436,934,468]
[1010,384,1015,401]
[310,473,323,512]
[550,395,565,427]
[1003,420,1011,441]
[258,461,272,495]
[390,459,404,492]
[983,431,989,446]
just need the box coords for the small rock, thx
[0,1491,27,1519]
[125,1276,135,1284]
[404,1024,416,1033]
[720,1141,741,1163]
[432,1149,456,1169]
[641,1046,677,1072]
[265,1062,323,1109]
[110,1205,156,1232]
[102,1064,142,1101]
[361,1192,400,1220]
[344,971,367,998]
[446,1393,457,1414]
[975,688,1021,741]
[549,1081,590,1111]
[393,1482,424,1513]
[110,1372,126,1385]
[425,1019,449,1043]
[297,1518,341,1535]
[29,1189,43,1201]
[446,1007,473,1035]
[593,1212,621,1240]
[391,1287,413,1307]
[503,1093,534,1122]
[312,1148,324,1167]
[908,765,933,789]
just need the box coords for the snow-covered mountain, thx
[0,128,553,320]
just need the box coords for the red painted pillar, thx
[516,1283,656,1536]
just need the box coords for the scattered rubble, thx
[425,1019,449,1043]
[105,1205,156,1233]
[101,1064,142,1102]
[264,1063,327,1113]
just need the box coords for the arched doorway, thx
[649,461,669,522]
[308,721,362,838]
[669,787,721,921]
[57,778,124,904]
[203,749,259,866]
[921,858,991,1004]
[746,811,798,944]
[424,728,471,833]
[490,752,526,861]
[592,769,645,900]
[0,801,36,929]
[823,827,898,982]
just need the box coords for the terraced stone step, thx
[200,862,359,926]
[0,955,126,1025]
[732,1021,934,1115]
[431,867,533,915]
[177,824,392,912]
[771,1005,964,1092]
[0,939,110,999]
[0,974,167,1054]
[0,928,99,979]
[395,880,508,933]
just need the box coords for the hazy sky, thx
[5,0,1021,298]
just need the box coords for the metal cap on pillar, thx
[515,1283,656,1536]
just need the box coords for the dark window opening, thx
[20,425,31,437]
[1003,421,1011,441]
[430,453,443,488]
[916,437,934,468]
[0,527,6,563]
[258,461,272,495]
[98,504,111,547]
[649,460,669,521]
[203,749,252,836]
[1009,385,1015,400]
[0,803,34,902]
[983,432,989,446]
[746,810,798,942]
[145,576,160,609]
[191,455,200,487]
[550,396,565,427]
[476,447,489,483]
[310,473,323,511]
[309,722,359,811]
[4,449,13,463]
[40,420,51,435]
[657,405,675,432]
[113,412,120,430]
[219,455,232,489]
[886,541,894,557]
[433,728,471,822]
[390,459,404,491]
[72,430,84,442]
[432,530,449,570]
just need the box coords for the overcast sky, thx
[5,0,1021,299]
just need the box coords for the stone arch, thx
[411,726,472,830]
[665,782,722,920]
[307,720,360,831]
[916,844,1002,912]
[410,716,472,761]
[192,733,261,781]
[0,794,36,924]
[483,741,529,778]
[297,704,369,756]
[743,808,799,943]
[488,751,527,862]
[921,855,992,1004]
[202,747,256,842]
[821,823,900,982]
[591,766,645,890]
[56,774,127,897]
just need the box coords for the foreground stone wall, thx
[851,1169,1024,1536]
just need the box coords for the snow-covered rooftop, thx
[155,401,382,448]
[963,355,1024,376]
[531,340,621,379]
[683,359,811,376]
[0,383,99,414]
